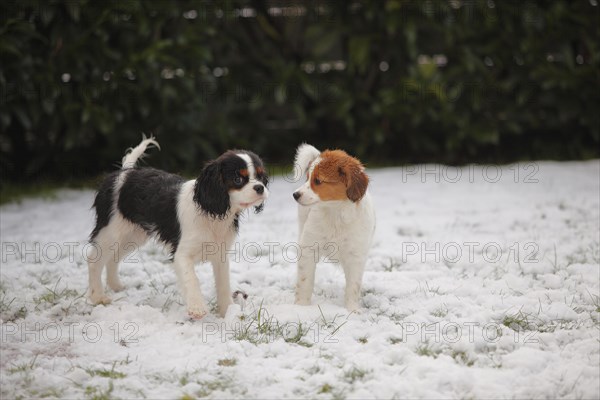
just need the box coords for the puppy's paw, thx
[187,304,208,320]
[230,290,247,313]
[294,298,311,306]
[345,302,362,313]
[108,281,126,292]
[232,290,248,301]
[89,294,112,305]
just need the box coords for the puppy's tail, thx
[121,134,161,169]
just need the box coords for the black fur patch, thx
[90,171,119,241]
[194,159,231,219]
[233,213,240,231]
[117,168,184,251]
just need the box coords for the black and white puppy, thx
[87,137,268,319]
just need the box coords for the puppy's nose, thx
[253,184,264,194]
[293,192,301,200]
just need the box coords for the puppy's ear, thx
[294,143,320,181]
[338,161,369,202]
[194,160,230,218]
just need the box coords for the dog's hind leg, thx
[87,227,113,305]
[106,222,147,292]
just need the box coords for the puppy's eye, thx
[314,178,321,185]
[234,176,244,185]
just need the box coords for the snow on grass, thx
[1,161,599,399]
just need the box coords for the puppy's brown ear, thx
[338,161,369,202]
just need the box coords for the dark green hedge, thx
[1,0,599,181]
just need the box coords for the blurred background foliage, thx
[1,0,599,183]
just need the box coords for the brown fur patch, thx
[311,150,369,202]
[239,169,249,177]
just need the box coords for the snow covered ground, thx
[1,161,599,399]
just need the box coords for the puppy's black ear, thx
[194,160,230,218]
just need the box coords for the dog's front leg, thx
[342,259,365,312]
[295,243,318,305]
[174,255,208,319]
[210,254,233,318]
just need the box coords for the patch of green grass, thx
[0,293,15,314]
[0,179,97,205]
[390,312,412,324]
[587,289,600,313]
[34,387,65,398]
[431,304,449,318]
[317,306,350,339]
[389,337,403,344]
[176,369,201,387]
[8,355,38,374]
[1,183,59,205]
[179,370,240,398]
[194,375,234,398]
[0,292,28,322]
[343,366,370,384]
[318,305,348,338]
[160,290,183,313]
[233,302,311,346]
[283,322,312,347]
[357,336,368,344]
[34,278,83,309]
[382,257,403,272]
[232,303,280,344]
[306,364,322,375]
[319,383,333,393]
[414,281,445,297]
[501,311,533,332]
[451,350,475,367]
[217,358,237,367]
[84,381,114,400]
[415,342,441,358]
[84,362,126,379]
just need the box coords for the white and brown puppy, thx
[292,144,375,311]
[87,137,268,319]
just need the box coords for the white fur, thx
[122,135,160,169]
[87,140,268,319]
[292,145,375,311]
[236,153,255,178]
